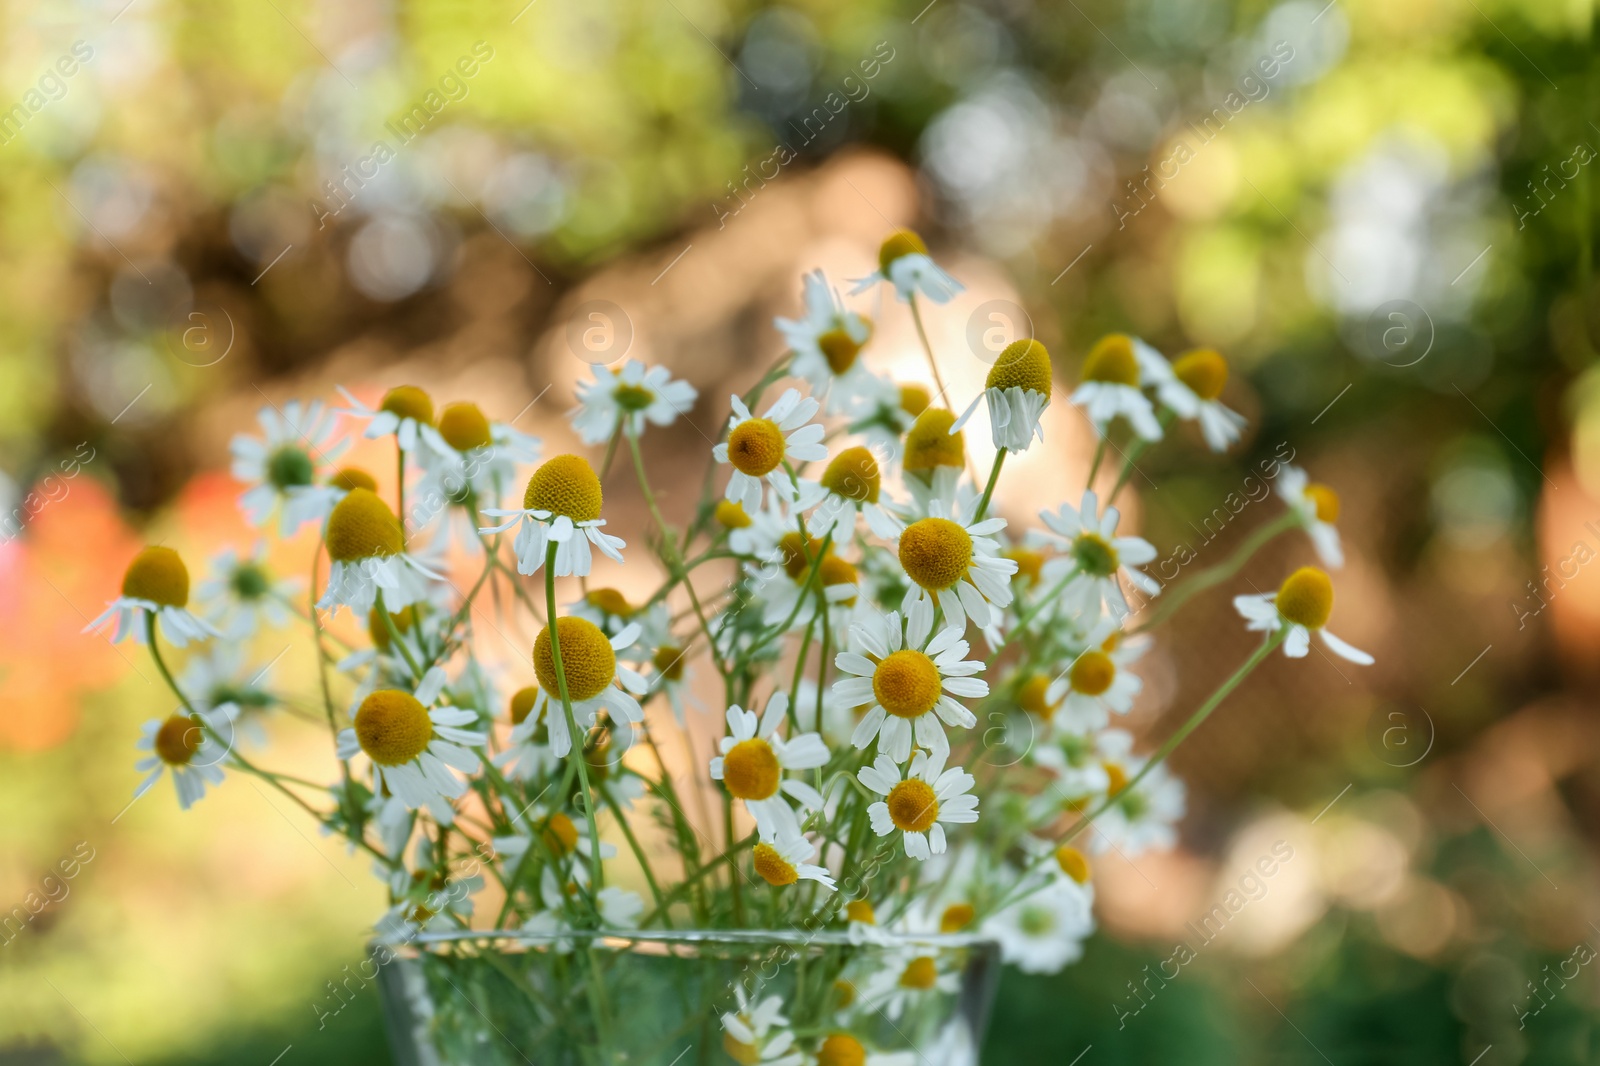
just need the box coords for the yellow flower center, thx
[722,1033,760,1066]
[1103,761,1129,797]
[721,738,781,800]
[381,385,435,426]
[821,446,881,503]
[987,339,1053,397]
[1172,348,1228,400]
[817,1034,867,1066]
[778,532,824,580]
[752,842,798,886]
[726,418,786,477]
[820,556,858,601]
[325,489,403,562]
[509,686,540,725]
[1055,845,1091,884]
[1304,483,1340,524]
[845,899,876,925]
[886,778,939,833]
[1275,566,1334,630]
[714,499,752,529]
[523,454,603,522]
[355,690,434,766]
[833,980,857,1009]
[872,650,943,719]
[898,518,973,591]
[1102,630,1123,652]
[1003,547,1044,584]
[902,409,965,472]
[542,812,579,855]
[878,229,929,273]
[1017,675,1052,717]
[330,467,377,493]
[1069,650,1116,696]
[368,605,417,650]
[585,587,634,618]
[612,381,655,413]
[122,546,190,607]
[817,326,865,374]
[1070,532,1120,578]
[653,645,685,681]
[1081,334,1141,387]
[154,714,202,765]
[899,384,931,417]
[940,902,975,933]
[533,617,617,702]
[898,955,939,990]
[437,402,492,451]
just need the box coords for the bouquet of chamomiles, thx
[88,231,1371,1059]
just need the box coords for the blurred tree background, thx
[1,0,1598,1063]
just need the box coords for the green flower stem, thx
[396,446,407,549]
[543,542,607,900]
[1085,436,1108,488]
[908,293,952,411]
[1107,409,1174,506]
[974,447,1007,522]
[985,563,1080,666]
[597,779,674,928]
[1130,510,1299,634]
[374,589,424,681]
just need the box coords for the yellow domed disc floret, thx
[330,467,377,493]
[326,489,404,563]
[1081,334,1141,387]
[819,556,858,602]
[726,418,786,478]
[902,409,965,473]
[722,1033,760,1066]
[1172,348,1228,400]
[1055,845,1091,884]
[122,546,191,608]
[355,690,434,766]
[898,518,973,591]
[1304,483,1340,524]
[1016,675,1052,717]
[509,686,540,725]
[821,446,881,503]
[753,842,798,886]
[1103,761,1130,797]
[533,617,616,702]
[1070,532,1120,578]
[523,455,603,522]
[872,650,942,719]
[368,605,417,650]
[1003,546,1044,584]
[1069,650,1116,696]
[154,714,202,765]
[817,1034,867,1066]
[818,326,867,374]
[585,587,634,618]
[886,778,939,833]
[899,384,931,417]
[381,385,435,426]
[653,645,685,681]
[721,738,781,800]
[778,532,824,580]
[541,812,579,855]
[878,230,929,273]
[1275,566,1333,630]
[714,499,752,529]
[437,402,492,451]
[845,899,876,924]
[898,955,939,989]
[988,339,1053,397]
[939,902,975,933]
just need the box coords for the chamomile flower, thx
[417,400,541,506]
[1069,334,1162,441]
[1275,465,1345,568]
[529,618,649,757]
[777,269,876,412]
[892,502,1017,633]
[710,692,829,839]
[479,454,626,578]
[1088,730,1185,857]
[981,875,1095,975]
[1138,345,1246,452]
[846,376,926,460]
[752,829,837,892]
[833,608,985,764]
[1043,623,1148,733]
[809,446,902,540]
[952,339,1054,453]
[521,882,643,949]
[229,400,348,535]
[178,641,275,719]
[646,640,697,723]
[338,384,435,452]
[494,804,617,872]
[754,533,859,630]
[570,586,639,639]
[133,711,229,809]
[803,1035,915,1066]
[858,950,962,1020]
[317,489,445,616]
[571,359,699,444]
[85,547,221,647]
[335,667,487,824]
[494,686,557,782]
[1035,491,1159,620]
[713,389,827,513]
[196,544,297,639]
[1233,566,1373,664]
[1029,733,1113,819]
[721,989,803,1066]
[859,749,979,860]
[850,230,964,305]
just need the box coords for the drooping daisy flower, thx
[859,749,978,860]
[530,618,649,757]
[1034,491,1158,620]
[1233,566,1373,664]
[893,504,1017,633]
[317,489,444,615]
[195,544,297,640]
[720,988,803,1066]
[479,454,626,578]
[709,691,829,839]
[337,384,435,452]
[1086,730,1185,856]
[133,711,228,809]
[570,359,699,444]
[1069,334,1162,441]
[229,400,348,536]
[335,666,487,824]
[417,400,541,506]
[981,875,1095,975]
[850,230,964,305]
[1138,345,1247,452]
[494,686,557,782]
[85,546,221,647]
[751,828,837,892]
[713,389,827,513]
[809,446,901,540]
[832,608,985,763]
[952,339,1054,452]
[776,269,876,412]
[1275,465,1344,568]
